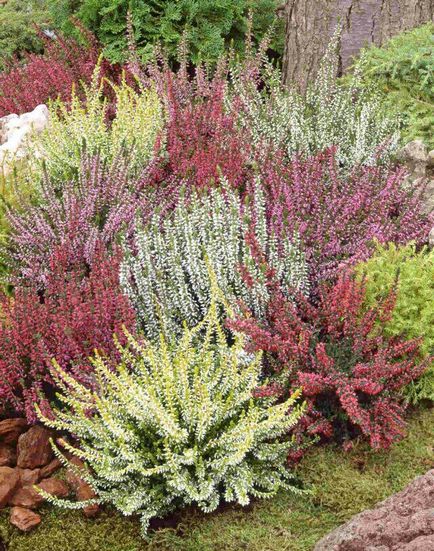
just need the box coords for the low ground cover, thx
[0,406,432,551]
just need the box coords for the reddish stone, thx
[76,482,99,517]
[9,486,44,509]
[66,457,99,517]
[37,477,69,498]
[0,444,16,467]
[39,457,62,479]
[17,426,54,469]
[314,469,434,551]
[10,506,41,532]
[0,419,27,445]
[0,466,20,508]
[65,456,86,490]
[18,468,41,487]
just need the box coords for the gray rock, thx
[397,140,428,180]
[429,227,434,249]
[314,470,434,551]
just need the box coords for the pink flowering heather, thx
[261,148,432,282]
[7,155,158,287]
[0,245,137,423]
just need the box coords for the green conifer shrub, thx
[355,242,434,403]
[48,0,282,65]
[347,23,434,148]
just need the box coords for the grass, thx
[0,406,433,551]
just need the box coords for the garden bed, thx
[0,407,432,551]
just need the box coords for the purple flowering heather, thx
[7,155,159,287]
[262,148,432,282]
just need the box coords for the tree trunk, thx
[280,0,434,90]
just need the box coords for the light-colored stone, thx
[427,150,434,170]
[397,139,428,180]
[428,227,434,249]
[10,506,41,532]
[0,104,49,175]
[314,470,434,551]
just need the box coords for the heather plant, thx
[6,155,157,288]
[229,276,427,451]
[355,242,434,403]
[161,74,251,188]
[120,182,308,341]
[0,24,116,117]
[0,245,137,423]
[262,149,432,282]
[37,290,305,535]
[33,69,163,182]
[230,29,399,167]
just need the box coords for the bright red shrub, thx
[229,275,427,451]
[160,74,251,189]
[141,53,251,190]
[0,26,120,117]
[0,244,137,423]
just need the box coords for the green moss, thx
[1,407,433,551]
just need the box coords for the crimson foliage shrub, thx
[229,275,426,451]
[262,149,432,282]
[167,86,248,187]
[0,244,136,423]
[156,71,251,189]
[0,26,119,116]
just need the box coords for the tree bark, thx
[280,0,434,90]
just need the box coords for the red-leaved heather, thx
[229,275,427,452]
[0,245,137,423]
[261,148,432,282]
[160,74,251,188]
[0,26,120,117]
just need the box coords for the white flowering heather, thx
[230,29,399,167]
[36,296,305,535]
[33,66,163,181]
[120,181,308,340]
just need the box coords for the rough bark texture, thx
[280,0,434,90]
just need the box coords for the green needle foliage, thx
[349,23,434,148]
[355,242,434,403]
[47,0,283,65]
[0,0,52,70]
